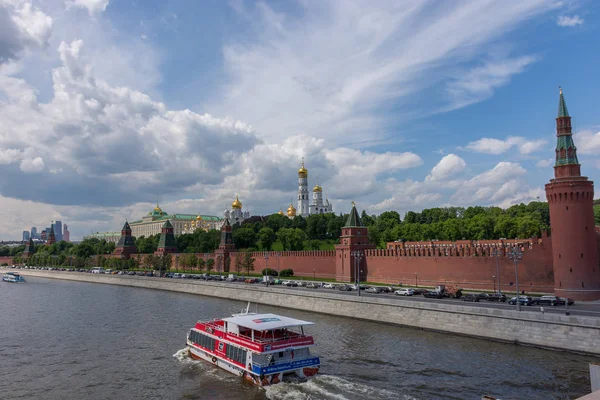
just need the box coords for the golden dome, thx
[154,204,162,212]
[287,203,296,217]
[278,208,284,216]
[232,195,242,209]
[196,215,202,220]
[298,159,308,178]
[313,184,322,192]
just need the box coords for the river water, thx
[0,277,596,400]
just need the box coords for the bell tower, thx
[545,88,600,300]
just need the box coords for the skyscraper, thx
[30,227,37,239]
[63,224,70,242]
[22,231,30,242]
[54,220,63,242]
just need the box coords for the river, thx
[0,277,596,399]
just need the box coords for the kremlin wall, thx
[12,90,600,301]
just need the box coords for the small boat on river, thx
[3,272,25,283]
[186,303,320,386]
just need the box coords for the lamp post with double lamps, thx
[414,272,418,288]
[493,275,496,293]
[508,246,523,311]
[350,250,363,297]
[313,268,316,281]
[491,248,501,293]
[264,252,269,285]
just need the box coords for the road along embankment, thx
[14,270,600,356]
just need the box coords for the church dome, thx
[313,184,322,192]
[287,203,296,217]
[298,160,308,178]
[196,215,202,220]
[278,208,284,216]
[232,195,242,209]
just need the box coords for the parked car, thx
[394,288,414,296]
[413,288,428,295]
[463,294,480,302]
[323,283,336,289]
[366,287,384,294]
[560,297,575,306]
[338,284,352,291]
[487,293,507,302]
[508,296,534,306]
[306,282,319,289]
[282,280,298,287]
[423,290,443,299]
[532,295,564,306]
[476,293,489,301]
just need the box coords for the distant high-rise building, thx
[22,231,30,242]
[63,224,70,242]
[41,230,47,241]
[30,227,37,239]
[54,220,63,242]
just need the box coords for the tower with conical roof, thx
[545,88,600,301]
[114,221,137,259]
[297,158,309,217]
[46,223,56,245]
[335,202,375,282]
[155,220,177,255]
[23,237,35,258]
[215,217,235,272]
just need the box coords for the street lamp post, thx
[351,250,363,297]
[264,252,269,284]
[313,268,316,281]
[217,255,222,277]
[493,275,496,293]
[415,272,418,288]
[508,246,523,311]
[491,248,501,294]
[276,252,280,276]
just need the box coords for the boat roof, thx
[222,313,314,331]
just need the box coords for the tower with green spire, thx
[155,220,177,255]
[545,87,600,301]
[335,202,375,282]
[113,221,137,259]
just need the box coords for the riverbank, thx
[11,269,600,356]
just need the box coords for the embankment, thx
[14,270,600,356]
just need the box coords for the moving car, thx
[423,291,443,299]
[532,295,564,306]
[463,294,480,302]
[508,296,534,306]
[487,293,507,302]
[338,284,352,291]
[365,287,384,294]
[394,288,414,296]
[323,283,336,289]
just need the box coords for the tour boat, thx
[2,272,25,283]
[186,303,320,386]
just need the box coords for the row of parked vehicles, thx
[461,293,575,306]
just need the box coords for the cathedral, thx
[297,159,333,217]
[224,195,250,225]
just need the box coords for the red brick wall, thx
[0,256,13,265]
[365,240,554,292]
[230,251,337,279]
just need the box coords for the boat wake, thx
[264,374,417,400]
[173,347,194,364]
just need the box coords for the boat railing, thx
[235,331,312,344]
[251,354,318,368]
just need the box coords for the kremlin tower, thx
[297,159,310,217]
[545,88,600,301]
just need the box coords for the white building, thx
[224,195,250,225]
[296,159,333,217]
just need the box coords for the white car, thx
[323,283,336,289]
[395,288,414,296]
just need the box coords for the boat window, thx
[190,330,215,351]
[225,345,247,364]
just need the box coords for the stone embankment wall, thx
[15,270,600,356]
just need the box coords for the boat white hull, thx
[187,343,317,386]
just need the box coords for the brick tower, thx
[23,238,35,258]
[113,221,137,259]
[155,220,177,255]
[46,223,56,246]
[215,218,235,272]
[545,88,600,301]
[335,202,375,282]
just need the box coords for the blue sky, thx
[0,0,599,240]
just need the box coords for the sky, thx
[0,0,599,240]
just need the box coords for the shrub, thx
[279,269,294,277]
[261,268,278,276]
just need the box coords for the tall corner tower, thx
[114,221,137,259]
[335,202,375,282]
[297,158,309,217]
[545,88,600,301]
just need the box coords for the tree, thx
[197,257,206,272]
[241,250,255,276]
[234,253,243,275]
[143,254,154,271]
[185,253,197,272]
[258,227,276,251]
[206,258,215,274]
[233,228,257,249]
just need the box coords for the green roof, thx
[555,135,579,166]
[558,88,569,118]
[344,202,363,227]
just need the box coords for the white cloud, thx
[466,136,547,155]
[536,158,553,168]
[67,0,109,15]
[211,1,557,145]
[19,156,44,173]
[0,1,53,63]
[557,15,583,27]
[576,130,600,155]
[426,154,466,181]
